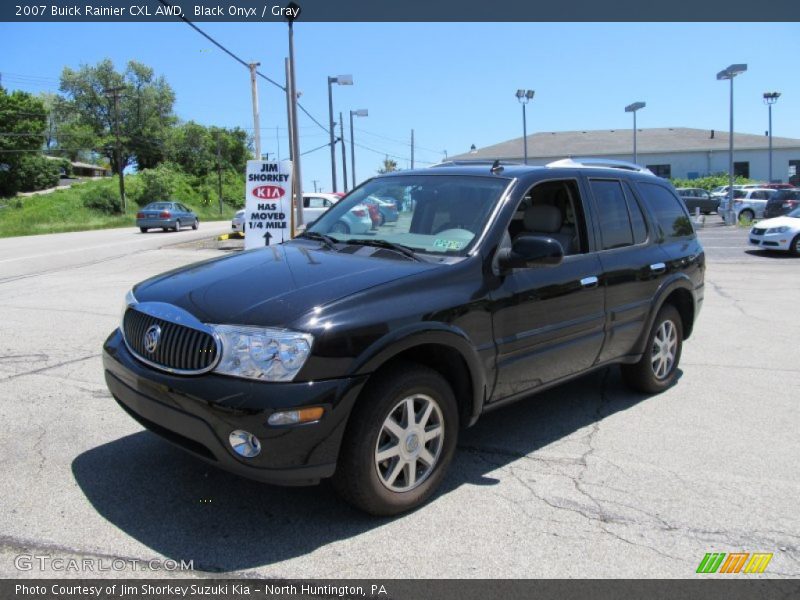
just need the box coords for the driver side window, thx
[505,180,586,255]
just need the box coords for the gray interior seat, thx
[517,204,573,253]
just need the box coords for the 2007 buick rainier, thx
[103,159,704,515]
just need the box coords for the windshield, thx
[144,202,173,210]
[788,207,800,218]
[307,174,511,256]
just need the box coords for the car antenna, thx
[490,160,504,174]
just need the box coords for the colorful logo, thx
[696,552,773,574]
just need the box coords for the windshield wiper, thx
[345,238,423,261]
[297,230,340,250]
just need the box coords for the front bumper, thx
[103,328,367,485]
[749,232,793,251]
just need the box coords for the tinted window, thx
[591,179,633,250]
[637,182,695,241]
[624,184,648,245]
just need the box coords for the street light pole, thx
[103,86,126,214]
[624,102,646,164]
[763,92,781,183]
[515,89,534,164]
[339,111,348,193]
[717,64,747,224]
[327,74,353,193]
[349,108,367,189]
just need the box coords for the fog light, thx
[268,407,325,426]
[228,430,261,458]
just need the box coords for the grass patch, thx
[0,176,239,238]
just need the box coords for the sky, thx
[1,21,799,192]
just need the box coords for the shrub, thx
[81,181,121,213]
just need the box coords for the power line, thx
[156,0,330,137]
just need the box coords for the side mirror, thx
[497,234,564,271]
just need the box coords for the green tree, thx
[57,59,176,174]
[167,122,250,177]
[377,156,398,174]
[0,87,59,196]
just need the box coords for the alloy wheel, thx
[651,319,678,380]
[374,394,444,492]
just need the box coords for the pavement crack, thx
[0,353,99,382]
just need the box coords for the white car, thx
[301,193,340,225]
[719,188,774,222]
[748,207,800,255]
[231,209,245,232]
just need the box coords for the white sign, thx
[244,160,293,250]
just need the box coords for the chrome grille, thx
[123,308,218,374]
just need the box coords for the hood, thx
[133,242,438,327]
[754,216,800,230]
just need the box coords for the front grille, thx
[752,228,766,235]
[123,308,218,374]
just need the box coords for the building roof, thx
[451,127,800,161]
[44,156,109,170]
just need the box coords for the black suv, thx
[103,160,704,515]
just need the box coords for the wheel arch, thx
[351,325,487,428]
[632,276,697,356]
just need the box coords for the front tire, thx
[332,363,458,516]
[790,234,800,257]
[621,304,683,394]
[192,218,199,230]
[738,209,754,225]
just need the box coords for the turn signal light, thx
[268,407,325,426]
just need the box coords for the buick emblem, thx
[143,324,161,354]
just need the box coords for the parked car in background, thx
[136,201,198,233]
[719,188,774,222]
[763,189,800,218]
[762,183,795,190]
[302,193,340,225]
[676,188,719,214]
[232,209,245,233]
[329,203,373,235]
[363,195,400,225]
[749,207,800,255]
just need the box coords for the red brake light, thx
[352,209,366,217]
[136,212,144,219]
[159,211,171,218]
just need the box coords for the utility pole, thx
[103,86,126,214]
[312,179,319,193]
[411,129,415,169]
[286,7,304,228]
[248,62,261,160]
[340,111,348,193]
[276,126,281,161]
[216,133,223,215]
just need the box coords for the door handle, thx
[580,276,599,288]
[650,262,666,274]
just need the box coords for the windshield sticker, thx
[433,239,465,251]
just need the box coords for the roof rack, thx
[546,157,655,175]
[430,159,523,168]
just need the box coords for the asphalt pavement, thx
[0,222,798,579]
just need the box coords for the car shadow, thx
[744,249,798,259]
[72,366,656,573]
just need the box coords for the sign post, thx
[244,160,293,250]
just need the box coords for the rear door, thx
[585,178,670,363]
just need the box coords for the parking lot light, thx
[763,92,781,183]
[717,64,747,224]
[350,108,368,189]
[515,89,535,164]
[327,74,353,193]
[624,101,646,164]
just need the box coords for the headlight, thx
[121,289,137,326]
[766,226,789,234]
[212,325,313,382]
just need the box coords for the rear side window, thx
[637,182,695,241]
[625,185,648,245]
[590,179,633,250]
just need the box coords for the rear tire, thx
[139,227,148,233]
[332,362,458,516]
[738,209,754,225]
[173,219,181,232]
[331,221,350,235]
[621,304,683,394]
